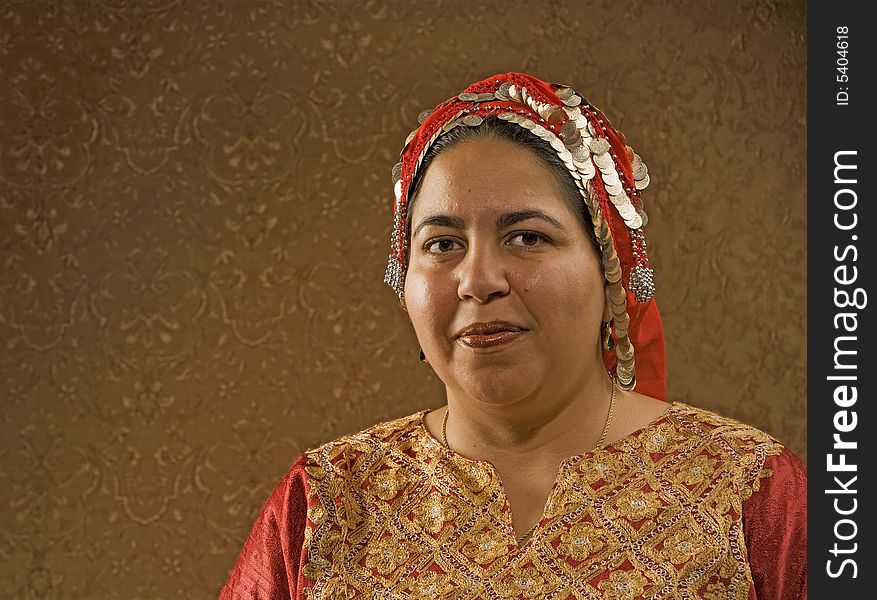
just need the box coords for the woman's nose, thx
[456,244,510,303]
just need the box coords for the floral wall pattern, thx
[0,0,805,597]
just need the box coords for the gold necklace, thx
[440,377,618,544]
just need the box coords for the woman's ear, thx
[399,297,412,323]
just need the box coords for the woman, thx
[219,73,806,599]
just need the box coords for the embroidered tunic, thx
[219,403,806,599]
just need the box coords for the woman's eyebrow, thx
[497,210,567,231]
[413,210,567,239]
[412,215,466,239]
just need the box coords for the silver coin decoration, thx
[629,263,656,302]
[590,138,611,155]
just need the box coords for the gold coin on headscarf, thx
[562,94,582,107]
[616,204,638,221]
[605,182,624,197]
[549,136,567,155]
[458,92,478,101]
[616,362,635,377]
[614,311,630,331]
[590,138,611,155]
[613,324,630,343]
[637,209,649,227]
[572,156,590,169]
[603,258,621,275]
[391,162,402,185]
[575,159,595,176]
[555,87,574,100]
[404,130,416,147]
[609,192,628,206]
[417,109,432,124]
[609,285,627,305]
[593,154,614,171]
[587,120,598,137]
[602,254,620,272]
[442,119,460,133]
[616,345,634,361]
[462,115,483,126]
[570,145,589,162]
[560,120,579,142]
[634,174,651,190]
[475,92,495,102]
[627,214,644,230]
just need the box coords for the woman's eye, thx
[425,238,461,254]
[508,232,547,247]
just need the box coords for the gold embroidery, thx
[364,535,409,575]
[662,527,705,564]
[598,568,650,600]
[610,487,662,522]
[368,465,410,502]
[298,403,784,599]
[494,564,557,598]
[558,522,606,560]
[410,490,459,534]
[404,570,456,599]
[680,454,718,486]
[460,528,510,566]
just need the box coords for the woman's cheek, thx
[405,270,454,343]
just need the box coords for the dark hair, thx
[405,117,599,262]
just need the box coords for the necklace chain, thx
[440,377,618,544]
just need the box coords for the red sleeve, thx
[743,447,808,600]
[218,455,309,600]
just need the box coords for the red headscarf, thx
[385,72,666,401]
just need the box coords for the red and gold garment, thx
[219,403,806,599]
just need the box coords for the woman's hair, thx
[404,116,600,263]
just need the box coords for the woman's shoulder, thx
[298,409,432,476]
[647,402,803,496]
[657,402,794,475]
[667,401,785,449]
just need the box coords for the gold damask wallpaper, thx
[0,0,805,598]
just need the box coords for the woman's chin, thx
[456,376,538,407]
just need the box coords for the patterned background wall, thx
[0,1,805,598]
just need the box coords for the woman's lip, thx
[457,330,526,349]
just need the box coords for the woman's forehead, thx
[411,139,573,217]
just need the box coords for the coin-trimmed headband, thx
[384,72,666,401]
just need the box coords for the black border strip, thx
[808,1,874,596]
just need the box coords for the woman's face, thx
[403,136,610,407]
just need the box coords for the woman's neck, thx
[441,371,615,469]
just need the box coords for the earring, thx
[602,321,615,350]
[419,348,428,363]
